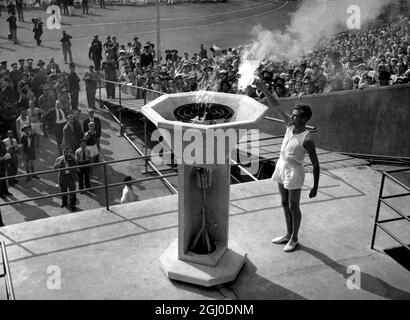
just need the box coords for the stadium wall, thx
[259,84,410,158]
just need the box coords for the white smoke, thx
[238,0,392,89]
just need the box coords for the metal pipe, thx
[371,173,385,249]
[230,159,258,182]
[0,172,178,208]
[100,79,162,95]
[384,172,410,192]
[381,192,410,200]
[0,152,173,183]
[144,117,148,173]
[378,216,410,224]
[1,241,15,300]
[103,162,110,211]
[380,199,410,223]
[376,223,410,252]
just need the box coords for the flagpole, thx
[156,0,161,63]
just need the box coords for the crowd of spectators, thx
[102,16,410,101]
[0,55,102,209]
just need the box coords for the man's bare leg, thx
[288,188,302,242]
[272,183,292,243]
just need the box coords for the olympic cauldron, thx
[142,91,268,287]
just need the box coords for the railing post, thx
[144,88,147,105]
[144,116,148,173]
[371,173,386,249]
[103,162,110,211]
[99,79,101,102]
[118,83,123,137]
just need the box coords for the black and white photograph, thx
[0,0,409,306]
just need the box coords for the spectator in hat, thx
[1,77,16,103]
[83,65,100,109]
[7,12,18,45]
[38,85,54,134]
[141,46,153,68]
[199,44,207,60]
[0,139,13,199]
[63,113,83,153]
[43,100,68,155]
[89,36,103,71]
[101,53,118,98]
[7,1,16,16]
[16,108,31,142]
[60,30,73,64]
[32,17,43,46]
[121,176,136,204]
[46,57,61,74]
[15,0,23,22]
[0,60,9,77]
[83,108,101,141]
[3,130,20,187]
[68,63,81,112]
[31,67,46,100]
[82,0,89,14]
[75,139,91,192]
[53,145,78,211]
[84,121,100,163]
[27,99,44,152]
[20,125,39,181]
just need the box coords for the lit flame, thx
[237,59,260,90]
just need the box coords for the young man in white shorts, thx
[257,80,320,252]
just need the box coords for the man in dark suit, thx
[62,114,83,152]
[44,100,67,154]
[83,109,101,140]
[89,36,103,71]
[82,65,99,109]
[54,146,78,210]
[0,140,13,199]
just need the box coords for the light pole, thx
[156,0,161,63]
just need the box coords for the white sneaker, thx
[272,235,290,244]
[283,240,299,252]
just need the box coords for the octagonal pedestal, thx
[160,239,247,287]
[142,91,267,288]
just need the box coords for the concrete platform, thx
[0,166,409,299]
[160,239,246,287]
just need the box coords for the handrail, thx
[264,116,318,132]
[0,153,173,183]
[371,168,410,252]
[0,241,15,300]
[99,78,164,95]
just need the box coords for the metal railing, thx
[0,153,176,211]
[0,241,15,300]
[97,79,264,183]
[371,167,410,251]
[96,79,320,184]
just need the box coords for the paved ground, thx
[0,0,297,73]
[0,165,409,299]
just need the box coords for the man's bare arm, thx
[256,80,291,126]
[304,135,320,198]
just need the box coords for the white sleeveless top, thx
[272,125,310,190]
